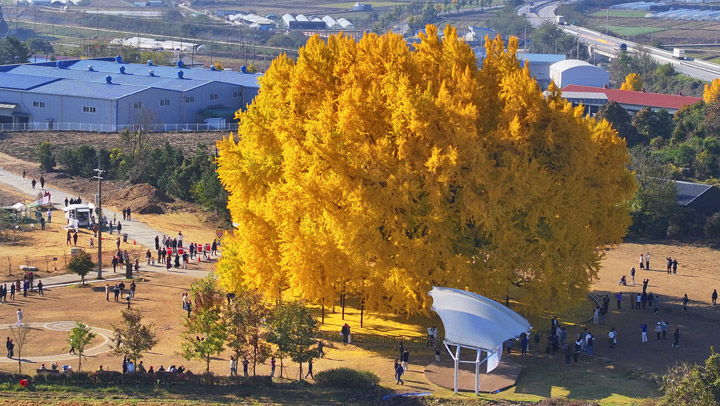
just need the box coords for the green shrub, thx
[314,367,379,390]
[35,141,55,172]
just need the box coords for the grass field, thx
[325,1,399,8]
[605,26,666,36]
[591,10,650,18]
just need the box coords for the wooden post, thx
[360,298,365,328]
[321,303,325,324]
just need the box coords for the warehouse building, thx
[0,56,261,131]
[549,59,610,88]
[561,84,701,115]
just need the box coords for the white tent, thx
[429,287,532,395]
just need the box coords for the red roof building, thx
[561,84,701,115]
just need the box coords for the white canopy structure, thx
[429,287,532,394]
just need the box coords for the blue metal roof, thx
[7,65,210,92]
[29,79,146,99]
[0,73,60,90]
[62,59,261,87]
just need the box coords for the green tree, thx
[661,347,720,406]
[597,101,645,147]
[25,38,53,55]
[267,302,318,380]
[632,108,673,143]
[181,275,226,373]
[35,141,56,172]
[191,160,230,224]
[0,37,31,65]
[68,322,96,371]
[223,290,271,376]
[110,308,158,366]
[529,24,576,56]
[67,251,94,285]
[673,101,706,143]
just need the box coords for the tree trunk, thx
[17,350,21,373]
[279,357,284,378]
[206,355,210,373]
[78,352,82,371]
[299,362,303,381]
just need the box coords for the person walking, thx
[39,175,45,189]
[22,169,25,179]
[31,179,36,189]
[672,328,680,347]
[683,294,689,311]
[395,359,404,385]
[304,359,313,380]
[16,308,23,326]
[712,289,718,306]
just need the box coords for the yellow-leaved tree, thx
[620,73,643,91]
[216,25,636,315]
[704,78,720,104]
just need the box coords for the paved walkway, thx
[0,321,113,364]
[0,168,159,249]
[0,167,214,286]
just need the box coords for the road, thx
[519,1,720,82]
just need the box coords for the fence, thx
[317,329,431,351]
[0,122,240,133]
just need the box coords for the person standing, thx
[672,328,680,347]
[37,280,43,296]
[639,253,644,269]
[521,334,528,356]
[126,208,131,221]
[130,281,136,298]
[401,348,410,371]
[573,334,582,363]
[39,175,45,189]
[661,320,668,340]
[7,339,13,359]
[31,178,36,189]
[211,239,218,256]
[16,308,23,326]
[113,284,120,302]
[146,249,151,266]
[672,259,679,275]
[66,230,71,246]
[270,357,276,377]
[72,231,78,246]
[22,169,25,179]
[105,284,110,301]
[615,292,622,310]
[645,252,651,270]
[712,289,718,306]
[608,327,617,348]
[640,324,648,343]
[630,267,635,285]
[667,257,672,274]
[592,306,599,324]
[683,294,689,311]
[655,322,662,340]
[64,197,68,207]
[229,357,237,377]
[9,283,14,301]
[341,323,350,344]
[47,210,52,223]
[6,337,12,358]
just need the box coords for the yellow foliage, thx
[620,73,643,91]
[216,25,637,316]
[704,78,720,104]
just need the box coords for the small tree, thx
[10,324,30,373]
[661,347,720,406]
[620,72,644,91]
[68,322,96,371]
[267,302,318,380]
[111,308,158,366]
[180,275,226,373]
[67,252,93,285]
[223,290,271,376]
[35,141,55,172]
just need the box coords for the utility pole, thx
[93,166,105,280]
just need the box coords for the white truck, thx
[673,48,686,60]
[556,15,565,25]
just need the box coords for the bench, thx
[20,266,39,272]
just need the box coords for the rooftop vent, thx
[177,70,184,79]
[147,60,153,66]
[115,55,123,63]
[176,60,184,68]
[240,65,247,73]
[210,65,216,71]
[149,70,155,77]
[105,75,112,84]
[119,66,126,74]
[88,65,94,71]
